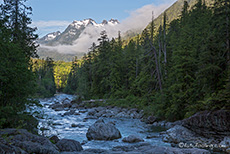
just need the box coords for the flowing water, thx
[29,94,170,150]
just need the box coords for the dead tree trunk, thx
[150,43,163,92]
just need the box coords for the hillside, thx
[144,0,213,32]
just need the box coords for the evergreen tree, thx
[0,0,38,129]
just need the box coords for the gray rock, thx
[86,119,122,141]
[63,102,72,108]
[56,139,83,152]
[49,135,60,144]
[0,137,27,154]
[220,137,230,152]
[0,128,59,154]
[182,110,230,138]
[152,120,183,129]
[162,125,197,144]
[146,116,157,124]
[162,125,218,152]
[71,124,85,128]
[84,115,98,120]
[79,110,88,113]
[50,103,63,110]
[81,140,88,145]
[122,135,144,143]
[87,109,97,116]
[62,98,72,108]
[95,110,107,117]
[62,98,71,104]
[63,109,76,116]
[54,107,64,111]
[71,103,79,108]
[227,148,230,153]
[112,143,210,154]
[146,135,159,139]
[74,112,81,115]
[115,112,130,118]
[95,107,106,112]
[102,112,113,118]
[81,148,108,153]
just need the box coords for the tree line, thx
[64,0,230,121]
[32,58,72,97]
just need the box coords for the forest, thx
[0,0,229,131]
[64,0,230,121]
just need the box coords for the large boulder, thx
[56,139,83,152]
[122,135,144,143]
[182,110,230,138]
[0,137,27,154]
[162,125,215,145]
[86,119,122,141]
[0,128,59,154]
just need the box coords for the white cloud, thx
[38,2,175,54]
[32,20,70,28]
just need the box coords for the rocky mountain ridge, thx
[38,18,119,46]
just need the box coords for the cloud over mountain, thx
[37,2,174,55]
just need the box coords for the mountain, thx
[37,0,213,62]
[38,18,119,46]
[37,18,119,61]
[145,0,213,30]
[37,31,61,44]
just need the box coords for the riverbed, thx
[29,93,171,150]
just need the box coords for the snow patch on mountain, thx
[38,2,171,56]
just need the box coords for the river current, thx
[29,94,170,150]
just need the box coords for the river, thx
[28,94,170,150]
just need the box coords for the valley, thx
[0,0,229,153]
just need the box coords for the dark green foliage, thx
[64,56,80,95]
[0,0,38,129]
[34,58,56,98]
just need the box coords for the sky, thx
[22,0,177,37]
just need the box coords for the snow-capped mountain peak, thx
[108,19,120,25]
[71,18,96,28]
[102,20,108,25]
[38,31,61,43]
[38,18,120,46]
[70,18,119,29]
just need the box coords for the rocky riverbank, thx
[49,98,144,120]
[0,128,211,154]
[48,97,230,153]
[152,110,230,153]
[2,95,229,154]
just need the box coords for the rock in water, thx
[86,119,122,141]
[220,137,230,152]
[146,116,157,124]
[56,139,83,152]
[122,135,144,143]
[49,135,60,144]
